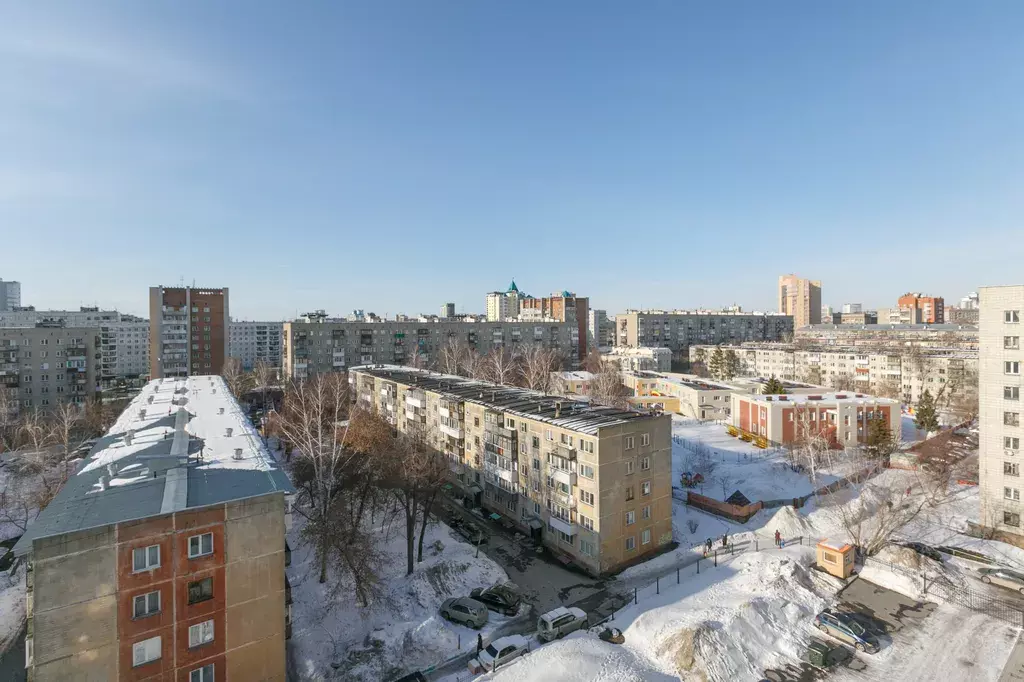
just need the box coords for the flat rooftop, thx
[14,376,293,556]
[743,391,899,406]
[352,365,658,435]
[798,324,978,332]
[627,371,734,392]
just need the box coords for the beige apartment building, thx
[0,326,100,413]
[13,376,294,681]
[795,323,978,349]
[621,372,735,420]
[688,342,977,406]
[978,286,1024,535]
[350,366,673,576]
[283,318,580,380]
[778,274,822,328]
[614,310,794,366]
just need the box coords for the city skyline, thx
[5,3,1023,318]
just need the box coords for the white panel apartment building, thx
[229,321,284,370]
[689,342,977,406]
[979,286,1024,534]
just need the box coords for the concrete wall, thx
[31,526,119,681]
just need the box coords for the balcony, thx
[555,442,577,459]
[486,464,517,484]
[406,393,425,409]
[440,423,463,440]
[548,514,577,536]
[551,468,577,487]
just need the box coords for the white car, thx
[537,606,587,642]
[473,634,530,672]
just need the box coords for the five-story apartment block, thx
[0,327,100,413]
[979,286,1024,535]
[283,318,580,380]
[350,366,673,576]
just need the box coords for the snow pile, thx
[0,567,26,655]
[490,548,836,682]
[858,564,925,601]
[756,504,819,542]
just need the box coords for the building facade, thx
[588,309,614,349]
[795,323,978,349]
[898,293,945,324]
[0,326,100,412]
[622,372,735,420]
[688,342,976,407]
[947,307,980,325]
[0,279,21,311]
[979,286,1024,534]
[350,366,673,576]
[520,292,589,360]
[13,376,294,681]
[282,318,580,380]
[440,303,456,319]
[601,346,672,372]
[841,304,862,314]
[149,287,230,379]
[778,274,822,328]
[485,281,522,321]
[101,321,151,388]
[615,310,794,364]
[731,391,899,448]
[228,321,284,370]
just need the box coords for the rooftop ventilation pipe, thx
[225,427,233,437]
[233,448,244,460]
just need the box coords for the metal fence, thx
[863,556,1024,627]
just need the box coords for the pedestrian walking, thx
[721,533,728,548]
[774,529,781,547]
[477,633,483,653]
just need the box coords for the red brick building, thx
[730,391,899,448]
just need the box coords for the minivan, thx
[537,606,587,642]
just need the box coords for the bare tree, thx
[221,358,251,399]
[437,336,469,376]
[0,389,19,454]
[484,346,520,386]
[275,375,356,585]
[462,348,487,380]
[386,425,445,576]
[589,366,629,409]
[252,360,276,413]
[519,346,561,392]
[582,348,604,374]
[48,402,87,483]
[407,346,428,370]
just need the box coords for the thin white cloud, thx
[0,19,246,100]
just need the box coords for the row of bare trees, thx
[272,374,450,607]
[0,391,120,534]
[221,358,279,409]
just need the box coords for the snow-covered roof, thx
[817,538,851,552]
[556,371,595,382]
[745,391,899,406]
[14,376,293,556]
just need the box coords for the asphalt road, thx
[0,624,26,682]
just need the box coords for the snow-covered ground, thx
[469,546,840,681]
[288,511,512,681]
[0,567,25,656]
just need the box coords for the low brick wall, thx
[686,491,763,523]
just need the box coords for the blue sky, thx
[2,2,1022,320]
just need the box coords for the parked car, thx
[440,597,489,628]
[475,634,530,672]
[537,606,588,642]
[454,522,488,545]
[470,583,522,616]
[979,567,1024,594]
[899,542,943,562]
[814,611,879,653]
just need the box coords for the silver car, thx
[979,567,1024,594]
[440,597,489,628]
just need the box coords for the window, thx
[579,464,595,479]
[474,417,480,427]
[1007,437,1021,450]
[1008,387,1021,401]
[1006,412,1020,427]
[545,429,553,441]
[190,664,215,682]
[625,460,634,475]
[188,619,215,648]
[579,490,595,506]
[641,457,650,471]
[625,486,634,501]
[133,591,160,619]
[642,505,651,520]
[532,436,540,449]
[188,577,214,605]
[1006,512,1021,527]
[641,529,651,545]
[625,511,635,525]
[1007,361,1021,375]
[580,540,596,557]
[625,536,636,551]
[1005,487,1020,501]
[533,502,541,514]
[641,481,651,496]
[132,636,161,667]
[580,514,594,531]
[1007,311,1021,323]
[624,436,635,450]
[188,533,213,559]
[1006,462,1020,477]
[640,433,650,446]
[133,545,160,572]
[581,440,594,453]
[1007,337,1021,350]
[823,551,838,564]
